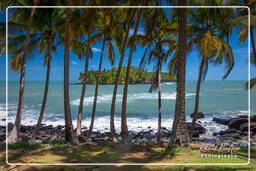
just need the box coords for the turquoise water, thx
[0,81,255,133]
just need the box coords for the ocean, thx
[0,80,255,135]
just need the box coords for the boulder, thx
[228,118,248,129]
[221,133,241,139]
[251,115,256,122]
[219,128,238,135]
[186,122,206,134]
[0,133,6,141]
[190,112,204,119]
[240,122,256,133]
[212,118,230,125]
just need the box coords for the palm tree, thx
[120,8,143,137]
[63,0,79,145]
[168,0,190,148]
[7,0,39,144]
[136,8,175,142]
[88,8,122,137]
[109,8,135,140]
[187,4,235,139]
[189,31,235,139]
[225,0,256,90]
[30,8,59,141]
[75,30,92,136]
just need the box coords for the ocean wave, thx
[71,92,196,106]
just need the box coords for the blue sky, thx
[0,9,254,81]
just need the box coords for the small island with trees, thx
[79,67,176,85]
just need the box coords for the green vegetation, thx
[79,67,176,84]
[1,142,255,170]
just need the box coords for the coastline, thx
[1,114,254,148]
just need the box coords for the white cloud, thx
[71,61,77,65]
[92,47,102,52]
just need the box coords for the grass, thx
[0,142,255,171]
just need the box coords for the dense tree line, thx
[79,67,176,84]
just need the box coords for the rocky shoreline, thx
[0,114,255,148]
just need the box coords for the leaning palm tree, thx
[63,0,79,145]
[188,31,235,139]
[120,8,143,137]
[109,8,135,140]
[31,8,59,141]
[7,0,39,144]
[88,8,123,137]
[187,4,235,139]
[74,7,98,136]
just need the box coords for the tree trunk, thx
[110,10,135,140]
[168,0,189,148]
[88,36,106,137]
[189,57,206,140]
[31,54,51,141]
[7,1,38,144]
[64,0,79,145]
[250,27,256,62]
[121,9,142,137]
[157,59,162,142]
[76,32,91,136]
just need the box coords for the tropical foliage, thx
[0,0,254,149]
[79,67,176,84]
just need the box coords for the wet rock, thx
[213,132,219,136]
[251,115,256,122]
[212,118,229,125]
[240,122,256,133]
[228,118,248,129]
[186,122,206,134]
[219,128,238,135]
[202,138,217,144]
[221,133,241,139]
[0,133,6,141]
[190,112,204,119]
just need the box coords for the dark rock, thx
[238,115,248,118]
[186,122,206,134]
[202,138,217,144]
[212,118,230,125]
[219,128,238,135]
[213,132,219,136]
[145,134,156,140]
[221,133,241,139]
[190,112,204,119]
[0,133,6,141]
[240,122,256,132]
[228,118,248,129]
[251,115,256,122]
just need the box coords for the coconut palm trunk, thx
[31,51,51,141]
[121,9,142,137]
[110,10,135,139]
[168,0,189,148]
[250,27,256,61]
[189,57,206,140]
[7,1,38,144]
[89,36,106,137]
[64,0,79,145]
[76,32,91,136]
[157,58,162,142]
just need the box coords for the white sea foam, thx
[162,82,174,85]
[70,92,196,106]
